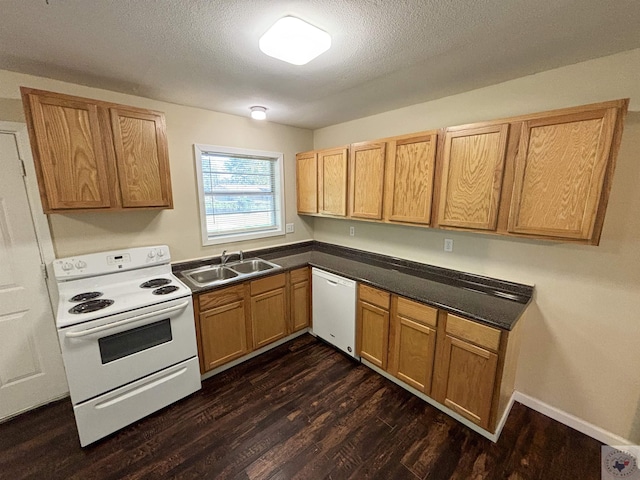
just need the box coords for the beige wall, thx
[0,69,314,262]
[313,48,640,442]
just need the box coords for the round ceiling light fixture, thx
[250,106,267,120]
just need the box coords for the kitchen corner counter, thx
[174,241,533,331]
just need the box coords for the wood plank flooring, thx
[0,334,602,479]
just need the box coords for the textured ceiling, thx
[1,0,640,129]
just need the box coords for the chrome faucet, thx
[220,250,243,266]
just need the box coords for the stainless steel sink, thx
[181,258,280,288]
[227,259,278,274]
[183,265,239,287]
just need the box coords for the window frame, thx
[194,144,285,246]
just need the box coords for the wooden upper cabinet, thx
[384,133,437,225]
[507,107,620,242]
[110,107,172,208]
[21,87,173,213]
[318,147,348,216]
[295,151,318,214]
[349,141,386,219]
[436,124,509,231]
[25,92,112,211]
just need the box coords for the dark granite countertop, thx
[173,241,533,331]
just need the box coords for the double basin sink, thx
[182,258,281,288]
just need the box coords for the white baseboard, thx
[513,391,632,446]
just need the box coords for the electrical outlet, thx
[349,226,355,236]
[444,238,454,252]
[285,223,295,233]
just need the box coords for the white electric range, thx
[53,245,201,447]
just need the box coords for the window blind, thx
[200,152,280,238]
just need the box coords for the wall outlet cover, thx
[286,223,295,233]
[444,238,454,252]
[349,226,355,236]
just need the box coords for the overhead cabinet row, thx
[21,87,173,213]
[296,99,628,245]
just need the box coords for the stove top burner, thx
[140,278,172,289]
[152,285,180,295]
[68,299,115,314]
[70,292,103,302]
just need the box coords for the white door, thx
[0,124,68,420]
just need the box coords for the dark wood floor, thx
[0,334,602,479]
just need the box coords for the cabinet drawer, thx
[290,267,309,284]
[251,273,286,296]
[397,297,437,327]
[445,314,501,351]
[198,284,245,311]
[359,284,390,309]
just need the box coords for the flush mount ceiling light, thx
[250,106,267,120]
[259,16,331,66]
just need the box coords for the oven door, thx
[58,297,198,404]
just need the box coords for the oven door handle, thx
[64,301,190,338]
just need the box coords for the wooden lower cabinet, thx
[431,313,521,433]
[197,285,251,372]
[196,271,309,374]
[356,285,391,369]
[250,274,288,350]
[356,284,523,434]
[289,268,311,332]
[387,297,438,395]
[435,335,498,430]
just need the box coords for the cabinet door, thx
[296,151,318,214]
[437,124,509,230]
[349,141,386,219]
[290,268,310,332]
[110,107,173,208]
[508,108,618,241]
[437,335,498,430]
[318,147,348,216]
[388,298,438,394]
[26,92,112,211]
[251,287,287,349]
[384,133,437,225]
[357,300,390,369]
[200,300,249,371]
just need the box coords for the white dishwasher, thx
[312,268,358,359]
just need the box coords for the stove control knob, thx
[156,249,165,258]
[148,250,156,259]
[62,261,74,271]
[75,260,87,269]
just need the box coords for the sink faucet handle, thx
[239,250,244,261]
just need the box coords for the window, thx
[194,144,285,245]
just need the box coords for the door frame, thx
[0,121,58,312]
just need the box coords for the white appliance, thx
[53,245,201,447]
[311,268,358,358]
